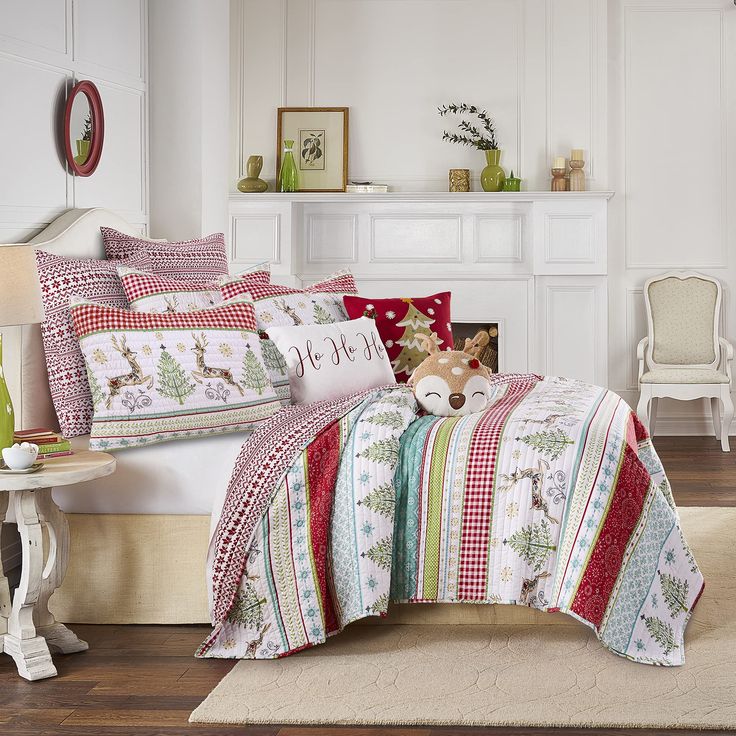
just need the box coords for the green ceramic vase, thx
[480,149,506,192]
[0,334,15,453]
[277,140,299,193]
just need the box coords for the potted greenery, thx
[74,111,93,165]
[438,103,505,191]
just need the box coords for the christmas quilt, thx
[198,374,703,666]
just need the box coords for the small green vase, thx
[277,140,299,193]
[0,334,15,453]
[480,149,506,192]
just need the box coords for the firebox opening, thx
[453,322,499,374]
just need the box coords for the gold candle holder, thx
[569,157,585,191]
[551,168,567,192]
[449,168,471,192]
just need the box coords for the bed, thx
[11,209,703,665]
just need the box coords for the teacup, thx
[2,442,39,470]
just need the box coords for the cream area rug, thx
[191,507,736,729]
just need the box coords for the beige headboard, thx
[17,208,147,432]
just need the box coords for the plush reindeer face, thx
[407,330,494,416]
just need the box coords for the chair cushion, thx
[640,368,729,384]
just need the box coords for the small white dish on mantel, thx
[0,462,43,474]
[2,442,39,470]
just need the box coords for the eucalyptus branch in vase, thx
[438,102,506,191]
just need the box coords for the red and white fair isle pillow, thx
[118,266,275,315]
[35,249,152,438]
[101,227,230,285]
[70,296,280,450]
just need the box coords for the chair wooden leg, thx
[711,397,722,440]
[649,398,658,436]
[636,387,651,434]
[720,387,734,452]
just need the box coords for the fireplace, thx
[228,191,611,386]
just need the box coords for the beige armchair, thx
[636,271,734,451]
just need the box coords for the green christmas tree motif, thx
[227,579,266,629]
[358,482,395,517]
[642,614,676,656]
[503,519,557,572]
[242,347,270,395]
[679,529,699,574]
[357,437,400,465]
[362,536,392,570]
[369,592,389,615]
[260,338,287,376]
[391,299,442,378]
[156,346,195,405]
[86,365,106,410]
[312,302,335,325]
[518,429,574,461]
[659,571,689,618]
[381,394,414,407]
[364,411,405,430]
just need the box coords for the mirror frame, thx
[63,80,104,177]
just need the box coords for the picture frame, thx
[276,107,349,192]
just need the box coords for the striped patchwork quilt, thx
[198,374,704,665]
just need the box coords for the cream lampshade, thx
[0,245,44,327]
[0,244,44,452]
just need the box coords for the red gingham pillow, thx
[220,270,357,304]
[101,227,229,285]
[343,292,453,382]
[35,249,152,438]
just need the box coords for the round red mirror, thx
[64,80,104,177]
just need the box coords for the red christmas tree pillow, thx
[343,292,453,382]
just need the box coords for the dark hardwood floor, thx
[1,436,734,736]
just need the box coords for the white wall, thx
[0,0,149,569]
[148,0,230,240]
[231,0,736,436]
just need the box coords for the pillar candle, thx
[553,156,565,169]
[571,149,584,161]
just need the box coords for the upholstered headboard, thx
[18,208,147,432]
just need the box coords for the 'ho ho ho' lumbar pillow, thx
[70,296,280,450]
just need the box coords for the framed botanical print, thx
[276,107,349,192]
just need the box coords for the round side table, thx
[0,450,116,680]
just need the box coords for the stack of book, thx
[13,428,73,459]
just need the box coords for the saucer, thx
[0,462,43,474]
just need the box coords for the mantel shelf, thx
[229,191,615,204]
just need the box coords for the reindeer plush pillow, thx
[70,296,279,450]
[408,330,496,416]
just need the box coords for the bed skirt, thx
[51,513,569,626]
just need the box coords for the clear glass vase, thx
[277,139,299,192]
[0,334,15,452]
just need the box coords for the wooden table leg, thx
[2,489,57,680]
[34,487,88,654]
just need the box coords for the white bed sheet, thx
[51,433,249,517]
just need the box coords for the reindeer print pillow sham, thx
[70,297,280,450]
[118,266,274,314]
[219,270,359,404]
[267,317,396,404]
[35,249,152,438]
[118,267,224,313]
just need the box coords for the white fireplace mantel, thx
[228,191,614,386]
